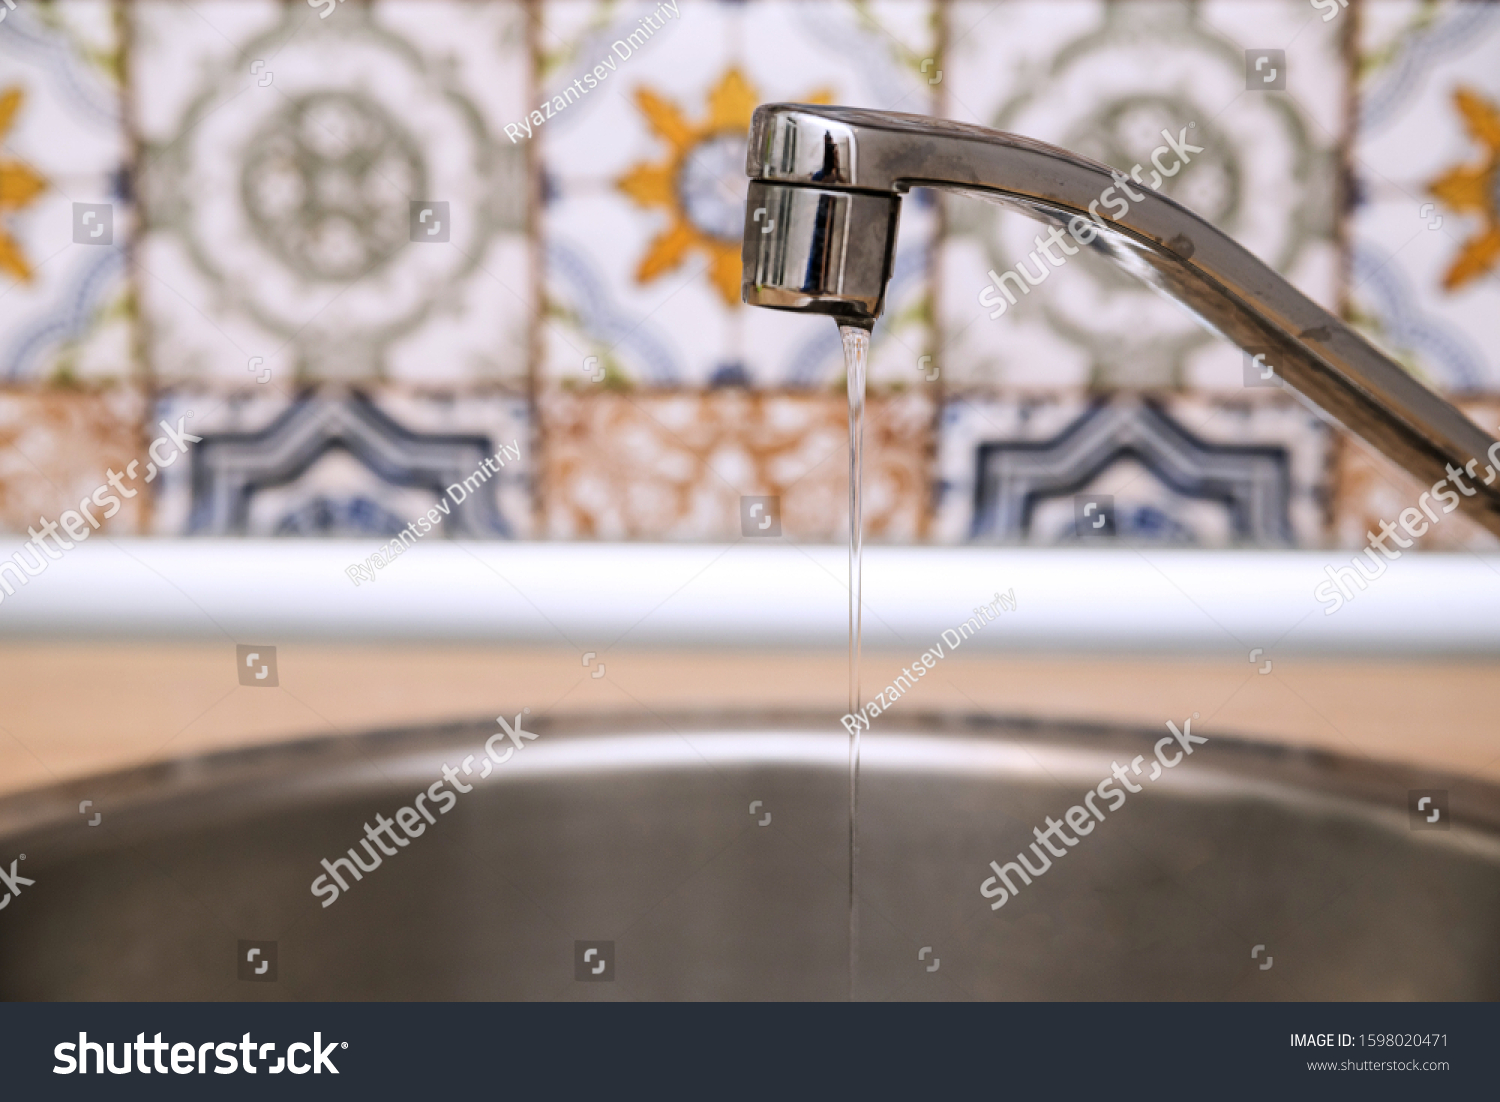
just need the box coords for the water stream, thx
[839,322,871,1002]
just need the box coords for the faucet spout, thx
[741,103,1500,537]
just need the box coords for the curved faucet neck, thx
[740,103,1500,538]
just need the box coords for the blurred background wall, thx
[0,0,1495,550]
[2,0,1499,800]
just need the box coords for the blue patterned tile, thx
[151,390,531,537]
[935,393,1329,546]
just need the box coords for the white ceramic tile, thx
[0,1,131,384]
[539,0,937,390]
[1353,0,1500,393]
[133,0,530,388]
[941,0,1341,391]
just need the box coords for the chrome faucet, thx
[740,103,1500,538]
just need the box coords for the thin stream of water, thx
[839,322,870,1002]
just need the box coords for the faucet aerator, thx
[740,181,897,327]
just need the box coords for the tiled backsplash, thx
[0,0,1495,546]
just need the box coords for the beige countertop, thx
[1,643,1497,800]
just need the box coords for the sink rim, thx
[3,709,1498,859]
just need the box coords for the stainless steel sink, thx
[1,713,1496,1000]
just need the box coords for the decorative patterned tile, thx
[0,2,132,384]
[1352,1,1500,394]
[539,0,936,391]
[1332,400,1500,551]
[21,2,1490,551]
[940,0,1340,390]
[132,0,529,388]
[150,390,531,537]
[539,390,931,540]
[0,388,147,534]
[934,392,1330,546]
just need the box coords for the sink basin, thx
[1,712,1496,1000]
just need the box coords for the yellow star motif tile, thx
[0,87,48,285]
[1428,86,1500,292]
[616,68,829,306]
